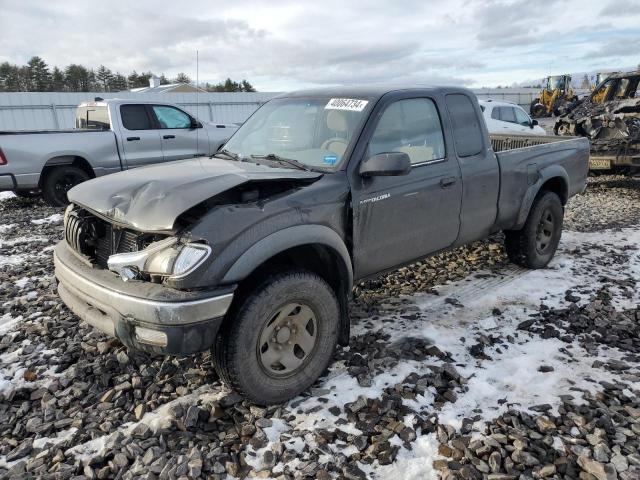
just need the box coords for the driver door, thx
[350,96,462,279]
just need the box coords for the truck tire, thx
[214,270,340,405]
[42,166,90,207]
[504,191,563,269]
[530,99,539,115]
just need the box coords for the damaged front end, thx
[555,71,640,172]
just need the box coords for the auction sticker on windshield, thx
[325,98,369,112]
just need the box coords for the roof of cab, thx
[275,85,474,100]
[77,98,181,108]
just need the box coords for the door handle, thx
[440,177,457,188]
[126,136,140,141]
[163,135,176,139]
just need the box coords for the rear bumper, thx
[54,241,235,355]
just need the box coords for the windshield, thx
[548,76,566,90]
[222,96,372,170]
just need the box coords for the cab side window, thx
[368,98,445,165]
[120,104,152,130]
[514,108,531,126]
[499,107,517,123]
[445,94,483,157]
[152,105,192,129]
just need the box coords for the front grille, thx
[94,225,140,267]
[65,208,145,268]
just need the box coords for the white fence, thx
[0,91,278,130]
[0,88,550,131]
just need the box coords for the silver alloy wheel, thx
[257,302,318,377]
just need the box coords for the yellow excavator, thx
[530,75,578,117]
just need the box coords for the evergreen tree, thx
[108,73,127,92]
[15,66,31,91]
[95,65,113,92]
[0,57,256,92]
[51,67,66,91]
[240,79,256,92]
[64,64,93,91]
[138,71,153,88]
[206,78,256,92]
[0,62,16,91]
[27,56,51,91]
[128,70,153,89]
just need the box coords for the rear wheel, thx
[504,191,563,269]
[531,103,547,118]
[41,165,89,207]
[214,270,340,405]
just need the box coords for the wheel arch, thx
[39,155,96,187]
[515,167,569,229]
[222,225,353,345]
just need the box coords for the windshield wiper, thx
[250,153,311,171]
[212,148,240,161]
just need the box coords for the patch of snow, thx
[14,277,30,289]
[33,427,78,449]
[0,223,16,234]
[0,253,26,266]
[0,313,22,335]
[0,191,15,201]
[371,434,441,480]
[31,213,63,225]
[67,386,231,462]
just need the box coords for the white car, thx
[479,100,547,136]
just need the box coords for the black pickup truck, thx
[54,86,589,404]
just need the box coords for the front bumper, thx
[54,241,235,355]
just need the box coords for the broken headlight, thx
[107,237,211,282]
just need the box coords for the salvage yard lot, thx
[1,176,640,479]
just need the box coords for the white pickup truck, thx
[0,99,238,206]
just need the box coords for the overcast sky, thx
[1,0,639,90]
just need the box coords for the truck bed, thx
[491,134,590,231]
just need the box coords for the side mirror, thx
[190,118,202,129]
[359,152,411,177]
[530,119,539,128]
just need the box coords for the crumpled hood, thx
[68,157,322,232]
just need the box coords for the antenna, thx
[196,50,199,155]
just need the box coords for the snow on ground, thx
[31,213,63,225]
[0,223,16,234]
[1,191,639,478]
[2,224,637,477]
[249,226,640,479]
[0,192,16,201]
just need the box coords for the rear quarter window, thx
[75,106,110,130]
[445,94,484,157]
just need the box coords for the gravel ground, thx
[0,176,639,480]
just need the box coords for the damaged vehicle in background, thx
[54,86,589,404]
[555,70,640,173]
